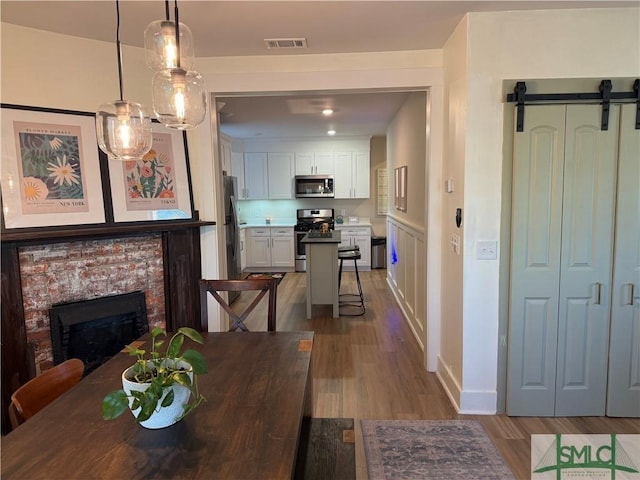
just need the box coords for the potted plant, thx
[102,326,208,429]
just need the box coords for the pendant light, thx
[96,0,152,161]
[144,0,194,71]
[152,0,207,130]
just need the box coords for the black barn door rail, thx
[506,79,640,132]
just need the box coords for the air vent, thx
[264,38,308,49]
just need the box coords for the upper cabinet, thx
[233,138,370,201]
[244,153,269,200]
[334,151,370,199]
[267,153,293,199]
[294,152,335,175]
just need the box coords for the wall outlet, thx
[476,241,498,260]
[341,209,346,216]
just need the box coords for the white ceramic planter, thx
[121,359,193,429]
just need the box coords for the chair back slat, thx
[200,278,278,332]
[10,358,84,427]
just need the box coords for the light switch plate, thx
[476,241,498,260]
[445,178,454,193]
[451,234,460,255]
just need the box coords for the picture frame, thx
[395,165,407,212]
[106,121,195,223]
[1,104,106,229]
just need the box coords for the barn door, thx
[507,104,619,416]
[606,103,640,417]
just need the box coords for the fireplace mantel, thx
[1,220,215,434]
[1,219,215,244]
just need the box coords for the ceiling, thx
[2,1,637,139]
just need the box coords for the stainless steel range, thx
[294,208,335,272]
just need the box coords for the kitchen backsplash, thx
[238,198,384,234]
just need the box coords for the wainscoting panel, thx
[386,217,426,349]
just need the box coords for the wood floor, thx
[233,269,640,480]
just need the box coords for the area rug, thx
[361,420,515,480]
[244,272,286,284]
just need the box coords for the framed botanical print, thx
[395,165,407,212]
[0,105,106,229]
[106,121,195,222]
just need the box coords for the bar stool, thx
[338,245,365,316]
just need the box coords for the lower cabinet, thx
[246,227,294,270]
[336,226,371,270]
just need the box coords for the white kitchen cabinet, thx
[336,225,371,270]
[244,153,269,200]
[231,152,246,199]
[334,151,370,199]
[268,153,294,199]
[294,152,335,175]
[246,227,294,270]
[270,228,295,267]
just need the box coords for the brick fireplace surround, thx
[19,235,166,374]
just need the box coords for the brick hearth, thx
[19,235,166,374]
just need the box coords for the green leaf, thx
[151,327,166,339]
[166,334,184,359]
[181,349,208,374]
[102,390,129,420]
[178,327,204,344]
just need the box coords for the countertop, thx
[335,222,372,228]
[301,230,342,243]
[239,222,296,228]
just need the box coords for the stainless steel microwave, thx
[294,175,334,198]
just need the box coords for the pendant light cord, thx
[165,0,170,21]
[115,0,124,101]
[174,0,182,69]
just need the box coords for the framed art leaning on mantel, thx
[0,104,106,229]
[106,121,195,223]
[1,104,196,234]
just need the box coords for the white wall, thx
[386,92,427,351]
[439,16,468,410]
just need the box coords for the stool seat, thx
[337,248,365,316]
[338,250,361,260]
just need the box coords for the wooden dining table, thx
[2,331,314,479]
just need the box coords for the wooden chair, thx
[200,278,279,332]
[9,358,84,429]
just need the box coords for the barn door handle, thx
[593,282,602,305]
[624,284,635,306]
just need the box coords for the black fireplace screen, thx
[49,291,149,375]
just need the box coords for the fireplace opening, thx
[49,291,149,375]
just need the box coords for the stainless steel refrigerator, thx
[223,175,242,304]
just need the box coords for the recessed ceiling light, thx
[322,108,333,116]
[327,130,336,136]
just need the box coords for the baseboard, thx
[436,356,461,412]
[436,356,497,414]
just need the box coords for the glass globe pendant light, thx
[96,0,152,161]
[152,0,207,130]
[144,0,194,71]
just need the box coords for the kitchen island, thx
[301,230,341,318]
